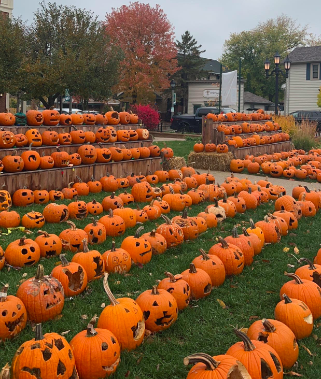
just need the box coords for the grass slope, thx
[1,190,321,377]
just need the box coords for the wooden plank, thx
[1,158,162,194]
[232,141,294,159]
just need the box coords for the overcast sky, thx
[13,0,321,59]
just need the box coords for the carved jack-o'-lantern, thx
[0,189,12,211]
[42,129,59,146]
[70,127,86,144]
[58,132,72,145]
[16,265,64,322]
[59,221,88,252]
[5,237,41,268]
[78,144,97,164]
[83,113,96,125]
[14,133,29,147]
[95,127,110,143]
[0,113,15,126]
[0,130,16,148]
[25,128,42,146]
[42,109,60,126]
[68,200,88,220]
[102,241,132,274]
[2,155,24,173]
[43,203,69,223]
[71,113,84,125]
[84,219,106,245]
[48,190,64,201]
[26,110,43,126]
[21,211,45,229]
[12,188,34,206]
[0,284,27,341]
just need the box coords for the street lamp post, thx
[170,79,176,119]
[264,53,291,115]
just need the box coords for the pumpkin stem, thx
[284,272,304,284]
[103,273,119,306]
[66,220,77,230]
[282,293,292,304]
[134,226,144,238]
[231,226,239,238]
[68,182,74,188]
[242,228,250,237]
[262,318,276,332]
[182,208,188,219]
[35,265,45,280]
[150,230,156,237]
[86,316,98,337]
[0,284,9,302]
[37,230,49,238]
[234,328,256,351]
[35,323,44,341]
[298,258,316,270]
[218,237,229,249]
[82,239,89,253]
[110,240,116,252]
[249,219,255,229]
[199,249,210,260]
[108,209,113,218]
[161,215,171,225]
[151,285,160,295]
[76,175,82,183]
[110,192,115,199]
[164,272,177,282]
[0,363,10,379]
[59,254,70,267]
[189,263,197,274]
[91,217,97,226]
[184,353,219,370]
[18,237,26,246]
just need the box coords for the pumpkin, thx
[95,127,110,143]
[72,239,104,281]
[25,128,42,146]
[102,192,123,211]
[0,189,11,211]
[226,329,283,379]
[136,285,178,332]
[26,110,43,126]
[0,284,27,341]
[184,353,251,379]
[224,227,254,266]
[135,208,149,223]
[77,144,97,164]
[86,199,103,216]
[275,294,313,339]
[157,272,190,311]
[156,215,184,247]
[14,133,29,147]
[113,207,136,228]
[160,147,174,159]
[131,181,154,202]
[0,247,4,270]
[208,237,244,276]
[96,145,112,163]
[21,211,45,229]
[280,272,321,319]
[181,263,212,300]
[43,203,69,223]
[16,265,64,323]
[102,240,132,274]
[295,258,321,287]
[87,177,102,193]
[84,218,106,245]
[172,208,199,240]
[255,216,281,244]
[58,132,72,144]
[98,274,145,350]
[71,112,84,125]
[206,202,226,222]
[41,129,59,145]
[141,229,167,255]
[35,231,62,258]
[192,249,226,287]
[0,130,15,147]
[0,209,20,228]
[193,142,204,153]
[12,324,78,379]
[59,113,72,125]
[121,226,152,265]
[149,144,161,157]
[72,178,90,197]
[2,154,24,173]
[83,113,96,125]
[51,254,88,297]
[95,114,107,125]
[42,109,60,126]
[247,318,299,369]
[33,189,49,204]
[70,317,120,379]
[246,219,265,246]
[99,209,126,237]
[5,237,40,268]
[51,148,70,167]
[105,110,120,125]
[59,221,88,252]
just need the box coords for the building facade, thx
[285,46,321,115]
[0,0,13,17]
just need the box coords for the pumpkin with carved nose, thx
[16,265,64,323]
[0,130,15,147]
[51,254,88,297]
[21,211,45,229]
[25,128,43,146]
[5,237,40,268]
[0,112,16,126]
[121,226,152,265]
[26,110,43,126]
[42,109,60,126]
[0,284,27,341]
[35,231,63,258]
[78,144,97,164]
[0,189,12,211]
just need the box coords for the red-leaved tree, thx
[131,104,160,130]
[105,2,179,103]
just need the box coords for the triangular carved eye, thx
[152,301,159,306]
[260,358,273,379]
[269,352,282,373]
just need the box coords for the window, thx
[312,64,319,79]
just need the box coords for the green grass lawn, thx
[154,137,199,161]
[1,188,321,377]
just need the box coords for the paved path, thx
[196,169,321,194]
[153,137,185,141]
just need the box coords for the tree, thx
[105,2,179,104]
[22,1,120,108]
[174,31,206,112]
[221,15,308,103]
[317,87,321,108]
[0,16,28,95]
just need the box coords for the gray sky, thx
[13,0,321,59]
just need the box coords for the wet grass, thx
[1,189,321,378]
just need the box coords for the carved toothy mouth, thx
[46,298,62,309]
[5,313,25,332]
[35,116,42,121]
[54,195,62,200]
[24,260,36,266]
[75,210,87,219]
[132,319,145,340]
[61,160,69,166]
[46,250,57,257]
[102,154,111,159]
[92,237,98,244]
[71,244,81,250]
[32,138,42,142]
[155,311,175,326]
[102,357,120,372]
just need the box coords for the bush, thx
[131,104,160,130]
[273,115,297,136]
[291,120,317,151]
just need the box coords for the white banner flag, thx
[222,70,237,106]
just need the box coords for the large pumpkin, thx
[42,109,60,126]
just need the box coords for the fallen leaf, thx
[156,364,160,371]
[312,334,318,341]
[249,315,259,321]
[22,273,27,278]
[217,299,227,309]
[262,259,270,263]
[301,344,313,356]
[100,303,105,308]
[308,361,313,365]
[266,291,275,294]
[289,233,297,238]
[125,371,130,377]
[283,247,290,253]
[287,264,295,269]
[230,285,238,289]
[284,372,303,377]
[294,247,300,255]
[239,327,248,334]
[61,330,70,336]
[136,356,143,365]
[81,315,88,320]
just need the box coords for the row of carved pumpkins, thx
[0,127,150,149]
[0,110,139,127]
[2,191,321,378]
[0,143,171,173]
[206,108,273,122]
[217,120,280,134]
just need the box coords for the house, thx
[0,0,14,112]
[284,46,321,115]
[243,91,274,112]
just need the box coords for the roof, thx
[287,46,321,63]
[244,91,273,105]
[202,59,222,73]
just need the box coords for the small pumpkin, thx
[35,230,62,258]
[121,226,152,265]
[102,241,132,274]
[181,263,212,300]
[157,272,191,310]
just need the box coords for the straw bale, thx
[162,157,186,171]
[187,152,233,171]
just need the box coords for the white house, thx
[0,0,13,17]
[285,46,321,115]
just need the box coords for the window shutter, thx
[306,63,310,80]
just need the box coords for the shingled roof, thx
[287,46,321,63]
[244,92,273,105]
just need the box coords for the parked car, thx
[290,110,321,131]
[170,107,236,133]
[54,108,83,114]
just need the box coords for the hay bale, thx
[188,151,233,171]
[162,156,186,171]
